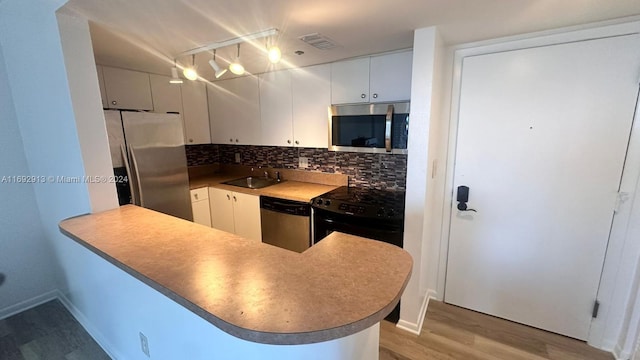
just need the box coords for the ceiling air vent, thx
[298,33,338,50]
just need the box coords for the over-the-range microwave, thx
[329,102,409,154]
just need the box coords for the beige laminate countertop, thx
[59,205,412,345]
[189,174,340,203]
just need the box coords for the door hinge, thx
[592,300,600,318]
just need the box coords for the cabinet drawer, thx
[190,187,209,202]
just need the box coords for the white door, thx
[445,34,640,340]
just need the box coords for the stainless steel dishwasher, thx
[260,196,311,253]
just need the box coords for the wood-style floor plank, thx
[380,301,614,360]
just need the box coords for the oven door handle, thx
[385,104,394,152]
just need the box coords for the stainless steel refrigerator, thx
[104,110,193,221]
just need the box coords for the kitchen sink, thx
[221,176,282,189]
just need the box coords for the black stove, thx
[310,186,406,324]
[311,186,406,222]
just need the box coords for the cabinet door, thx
[291,64,331,148]
[191,188,211,227]
[149,74,182,113]
[208,187,235,233]
[209,76,260,145]
[96,65,108,109]
[259,70,293,146]
[369,51,413,102]
[207,83,234,144]
[182,80,211,144]
[102,66,153,110]
[331,57,370,104]
[232,192,262,242]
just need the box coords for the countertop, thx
[189,174,341,203]
[59,205,412,345]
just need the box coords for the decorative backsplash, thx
[186,144,408,190]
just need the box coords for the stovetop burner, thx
[311,186,406,221]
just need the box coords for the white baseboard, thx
[57,290,121,360]
[396,289,437,335]
[0,290,58,320]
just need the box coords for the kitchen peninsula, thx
[59,205,412,358]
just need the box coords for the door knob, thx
[456,185,477,212]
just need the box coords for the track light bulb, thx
[183,67,198,81]
[229,62,245,75]
[268,46,281,64]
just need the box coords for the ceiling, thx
[62,0,640,80]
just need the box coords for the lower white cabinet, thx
[208,187,262,242]
[190,187,211,227]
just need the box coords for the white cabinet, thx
[182,81,211,144]
[259,65,331,148]
[96,65,108,108]
[331,57,370,104]
[369,51,413,102]
[149,74,182,113]
[190,187,211,227]
[101,66,153,110]
[208,76,261,145]
[259,70,293,146]
[291,64,331,148]
[208,187,262,242]
[330,50,412,104]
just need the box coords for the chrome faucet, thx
[275,171,281,182]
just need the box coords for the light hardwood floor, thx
[379,301,613,360]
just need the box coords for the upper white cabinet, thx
[259,70,293,147]
[331,57,370,104]
[102,66,153,110]
[96,65,108,108]
[182,80,211,144]
[208,76,261,145]
[331,50,412,104]
[149,74,182,113]
[258,64,331,148]
[369,51,413,102]
[291,64,331,148]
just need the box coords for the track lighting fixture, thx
[208,50,227,79]
[173,28,279,80]
[169,59,183,84]
[229,44,245,75]
[183,54,198,81]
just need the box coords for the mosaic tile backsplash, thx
[186,144,408,191]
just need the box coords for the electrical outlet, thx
[298,157,309,168]
[139,332,150,357]
[235,153,241,163]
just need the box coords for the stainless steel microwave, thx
[328,102,409,154]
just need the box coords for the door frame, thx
[437,19,640,351]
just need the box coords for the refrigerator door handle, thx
[121,144,137,205]
[122,145,143,206]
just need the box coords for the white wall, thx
[0,39,59,318]
[56,9,119,213]
[398,27,443,333]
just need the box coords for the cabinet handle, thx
[372,93,378,99]
[111,100,117,105]
[235,139,239,143]
[295,140,299,145]
[233,195,237,202]
[226,194,230,200]
[189,138,194,143]
[194,193,198,200]
[229,138,233,142]
[287,140,291,144]
[360,94,366,99]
